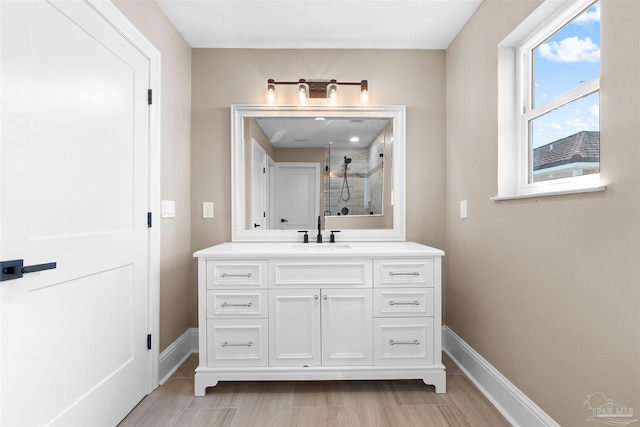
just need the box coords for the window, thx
[496,0,603,199]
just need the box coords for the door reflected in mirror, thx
[232,105,406,242]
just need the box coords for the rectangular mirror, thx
[231,105,406,242]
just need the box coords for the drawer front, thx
[206,260,267,289]
[207,290,267,318]
[373,288,433,317]
[373,317,434,365]
[270,259,372,288]
[206,319,268,366]
[373,259,434,287]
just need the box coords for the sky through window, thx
[531,1,600,148]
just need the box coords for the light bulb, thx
[267,79,277,105]
[327,81,338,105]
[298,80,308,105]
[360,80,369,104]
[360,89,369,104]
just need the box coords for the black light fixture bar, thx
[267,78,368,99]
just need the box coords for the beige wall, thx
[446,0,640,425]
[112,0,193,352]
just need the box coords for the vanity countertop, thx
[194,241,444,259]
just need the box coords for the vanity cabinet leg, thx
[425,373,447,393]
[194,375,217,397]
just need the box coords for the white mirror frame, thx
[231,104,406,242]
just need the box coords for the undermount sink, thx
[290,243,352,250]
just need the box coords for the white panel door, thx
[274,163,319,230]
[1,1,151,426]
[269,289,321,366]
[321,289,373,365]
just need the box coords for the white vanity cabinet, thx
[194,242,445,396]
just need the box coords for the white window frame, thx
[495,0,604,200]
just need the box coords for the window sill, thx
[491,185,606,201]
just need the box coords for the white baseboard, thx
[158,328,199,385]
[442,326,559,427]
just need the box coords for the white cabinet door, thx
[321,289,373,365]
[269,289,321,366]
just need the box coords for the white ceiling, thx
[255,117,391,148]
[156,0,483,49]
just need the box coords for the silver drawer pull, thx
[221,341,253,347]
[221,302,253,307]
[389,271,420,276]
[221,272,253,278]
[389,300,420,306]
[389,339,420,346]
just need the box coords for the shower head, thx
[344,156,352,164]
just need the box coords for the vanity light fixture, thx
[266,78,369,105]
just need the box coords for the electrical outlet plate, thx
[203,202,214,219]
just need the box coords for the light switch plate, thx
[161,200,176,218]
[460,200,468,219]
[203,202,214,219]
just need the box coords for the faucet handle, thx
[329,230,341,243]
[298,230,309,243]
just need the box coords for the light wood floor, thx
[119,354,511,427]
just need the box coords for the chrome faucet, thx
[316,215,323,243]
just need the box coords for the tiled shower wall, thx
[324,141,384,216]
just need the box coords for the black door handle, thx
[281,219,288,223]
[1,259,57,282]
[254,223,261,228]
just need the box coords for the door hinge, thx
[263,212,266,218]
[147,334,152,350]
[147,212,152,228]
[263,167,266,173]
[148,89,153,105]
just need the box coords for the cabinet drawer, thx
[373,317,434,365]
[270,259,372,288]
[374,288,433,317]
[206,319,268,367]
[207,290,267,318]
[373,259,434,287]
[206,260,267,289]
